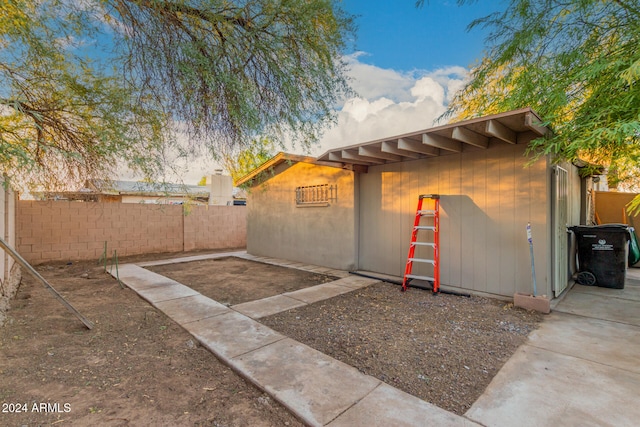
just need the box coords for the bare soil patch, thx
[146,257,338,305]
[1,250,542,424]
[261,281,543,415]
[0,253,304,427]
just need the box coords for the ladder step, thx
[405,274,435,281]
[418,210,436,216]
[411,242,436,247]
[408,258,435,264]
[415,226,436,231]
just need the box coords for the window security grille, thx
[295,184,336,206]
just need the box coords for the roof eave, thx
[317,107,552,167]
[235,152,316,187]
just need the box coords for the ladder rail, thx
[402,194,440,293]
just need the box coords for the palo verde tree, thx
[1,0,354,190]
[0,0,168,190]
[418,0,640,190]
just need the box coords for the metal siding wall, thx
[358,143,550,298]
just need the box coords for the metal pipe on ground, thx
[0,237,94,329]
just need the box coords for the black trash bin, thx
[569,224,631,289]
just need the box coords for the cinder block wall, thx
[183,205,247,251]
[17,201,246,264]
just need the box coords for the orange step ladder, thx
[402,194,440,293]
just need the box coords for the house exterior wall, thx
[17,201,246,264]
[358,143,553,298]
[593,191,639,224]
[246,162,358,270]
[0,180,20,325]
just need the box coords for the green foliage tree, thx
[1,0,354,190]
[0,0,168,190]
[421,0,640,191]
[222,137,276,184]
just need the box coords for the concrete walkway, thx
[465,269,640,427]
[116,251,640,426]
[119,252,476,426]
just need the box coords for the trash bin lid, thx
[569,224,629,232]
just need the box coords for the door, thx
[552,166,569,296]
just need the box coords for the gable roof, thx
[236,108,552,187]
[317,107,550,167]
[235,153,317,187]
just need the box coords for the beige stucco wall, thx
[17,201,246,264]
[358,143,553,298]
[0,180,20,325]
[246,162,358,270]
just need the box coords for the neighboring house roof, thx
[87,180,209,197]
[317,107,551,168]
[236,108,553,188]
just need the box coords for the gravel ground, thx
[261,281,543,415]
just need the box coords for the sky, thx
[177,1,504,184]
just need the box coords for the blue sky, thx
[341,0,500,72]
[294,1,504,159]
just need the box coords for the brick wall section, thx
[17,201,247,264]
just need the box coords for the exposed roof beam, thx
[422,133,462,152]
[358,146,402,162]
[525,112,548,136]
[381,140,421,159]
[452,126,489,148]
[341,150,385,164]
[486,119,517,144]
[329,152,372,166]
[398,138,439,156]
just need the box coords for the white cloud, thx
[308,57,470,156]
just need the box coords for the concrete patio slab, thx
[182,311,286,362]
[328,383,479,427]
[135,282,200,304]
[553,290,640,326]
[566,281,640,302]
[154,294,229,324]
[230,338,381,427]
[528,312,640,374]
[465,345,640,427]
[283,282,360,304]
[232,294,307,319]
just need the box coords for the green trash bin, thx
[569,224,631,289]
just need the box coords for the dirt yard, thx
[261,282,542,415]
[146,257,338,305]
[1,252,542,425]
[0,252,305,427]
